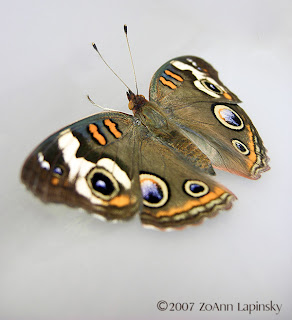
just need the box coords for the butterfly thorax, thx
[126,90,215,175]
[127,90,168,131]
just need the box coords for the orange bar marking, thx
[104,119,122,138]
[159,76,177,89]
[164,69,183,82]
[88,123,106,145]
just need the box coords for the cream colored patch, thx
[97,158,131,190]
[171,60,225,98]
[58,130,132,204]
[58,129,96,182]
[58,130,103,204]
[37,152,50,170]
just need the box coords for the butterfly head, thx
[127,90,147,112]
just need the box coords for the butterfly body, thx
[130,93,215,175]
[21,55,269,230]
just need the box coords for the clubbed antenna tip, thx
[91,42,131,92]
[123,24,138,95]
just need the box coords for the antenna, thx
[87,95,118,112]
[91,42,132,92]
[124,24,139,95]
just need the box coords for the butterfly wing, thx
[21,112,142,221]
[149,56,270,179]
[22,109,236,229]
[138,127,236,230]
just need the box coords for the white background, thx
[1,0,291,319]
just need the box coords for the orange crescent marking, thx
[218,107,226,120]
[104,119,122,138]
[140,178,158,185]
[155,187,226,218]
[223,92,232,100]
[159,76,177,89]
[51,177,60,186]
[109,195,131,207]
[88,123,106,145]
[164,70,184,82]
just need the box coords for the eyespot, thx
[139,173,169,208]
[184,180,209,198]
[213,105,244,130]
[87,168,119,201]
[53,166,63,176]
[201,79,222,94]
[232,139,250,155]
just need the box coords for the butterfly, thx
[21,54,270,230]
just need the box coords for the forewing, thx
[149,55,270,179]
[21,112,142,220]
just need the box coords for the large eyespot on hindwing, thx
[213,104,244,130]
[139,173,169,208]
[231,139,250,155]
[184,180,209,198]
[87,167,119,201]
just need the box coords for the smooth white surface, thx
[1,0,291,319]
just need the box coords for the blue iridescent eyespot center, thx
[190,183,205,193]
[140,173,168,208]
[236,142,246,152]
[201,79,222,94]
[91,172,115,196]
[204,81,221,93]
[53,166,63,176]
[141,180,163,204]
[184,180,209,198]
[213,105,244,130]
[220,109,241,126]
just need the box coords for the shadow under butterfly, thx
[21,32,270,230]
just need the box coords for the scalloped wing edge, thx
[141,192,237,231]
